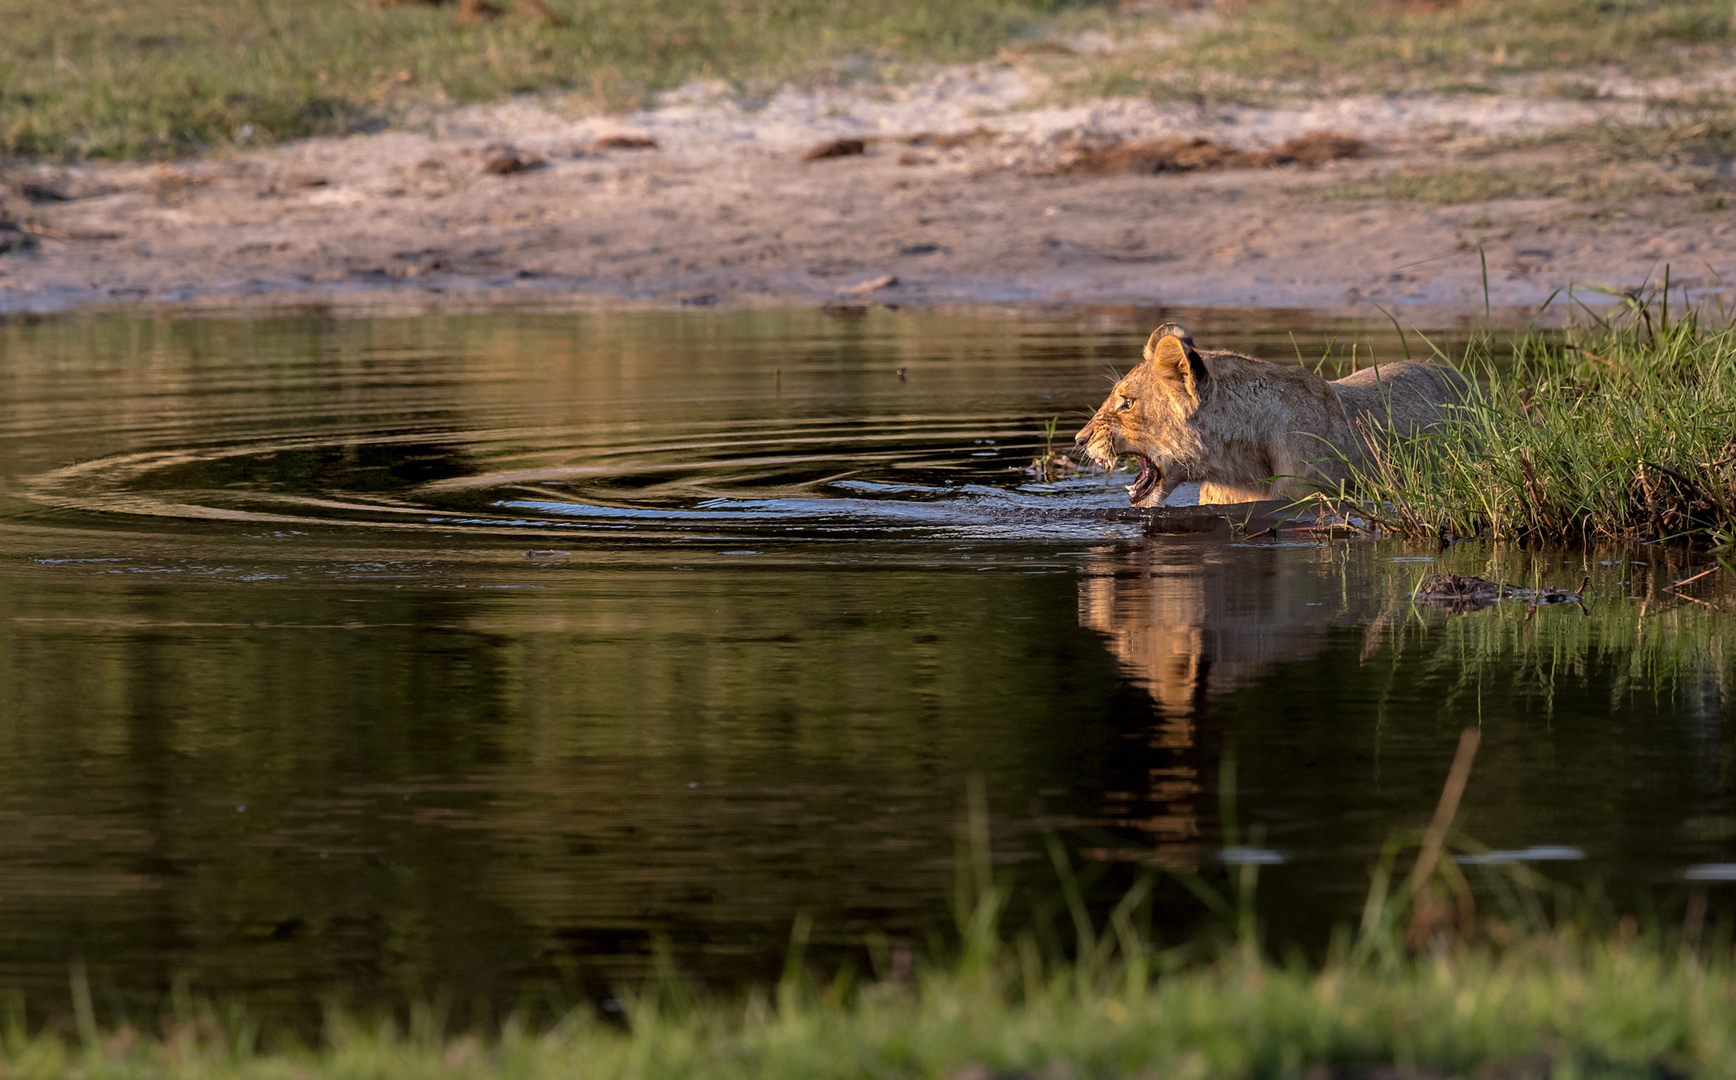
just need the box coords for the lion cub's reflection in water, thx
[1075,540,1377,863]
[1077,542,1349,717]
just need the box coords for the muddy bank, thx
[3,63,1734,317]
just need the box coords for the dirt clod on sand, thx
[382,0,568,24]
[902,128,998,150]
[802,138,868,162]
[513,0,570,25]
[1048,131,1367,175]
[480,146,545,174]
[1276,131,1369,167]
[455,0,505,22]
[1388,0,1470,11]
[594,135,659,150]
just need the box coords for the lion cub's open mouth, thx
[1128,454,1162,505]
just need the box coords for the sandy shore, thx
[4,61,1735,318]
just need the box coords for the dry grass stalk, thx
[1407,728,1480,947]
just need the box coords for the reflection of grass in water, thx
[1384,553,1734,713]
[1335,290,1736,550]
[0,0,1067,159]
[25,782,1736,1077]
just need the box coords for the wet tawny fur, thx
[1074,325,1469,506]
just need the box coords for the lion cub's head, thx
[1073,324,1210,506]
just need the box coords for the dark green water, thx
[0,306,1731,1029]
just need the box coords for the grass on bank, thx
[12,773,1736,1080]
[0,0,1070,160]
[18,936,1735,1079]
[6,0,1736,162]
[1311,96,1736,209]
[1044,0,1736,103]
[1318,164,1722,206]
[1572,95,1736,167]
[1326,289,1736,549]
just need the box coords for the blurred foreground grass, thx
[5,0,1736,162]
[11,941,1733,1078]
[10,792,1736,1080]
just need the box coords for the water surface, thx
[1,306,1731,1027]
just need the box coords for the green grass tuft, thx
[1318,165,1721,205]
[1330,288,1736,548]
[1046,0,1736,103]
[1182,0,1735,84]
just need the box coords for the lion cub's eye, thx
[1116,396,1135,411]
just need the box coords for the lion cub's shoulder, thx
[1195,345,1345,414]
[1330,361,1467,396]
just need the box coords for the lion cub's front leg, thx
[1196,480,1277,505]
[1196,446,1305,505]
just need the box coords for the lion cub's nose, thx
[1073,423,1093,448]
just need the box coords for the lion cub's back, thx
[1329,362,1469,437]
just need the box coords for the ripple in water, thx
[1,306,1732,1028]
[21,380,1174,543]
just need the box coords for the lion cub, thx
[1074,324,1468,507]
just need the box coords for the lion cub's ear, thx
[1143,327,1209,405]
[1147,323,1194,352]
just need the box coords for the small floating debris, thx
[1414,572,1588,613]
[1457,845,1586,865]
[1416,572,1508,604]
[1022,418,1088,481]
[1268,521,1367,540]
[1021,452,1087,481]
[837,273,897,296]
[1220,846,1286,866]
